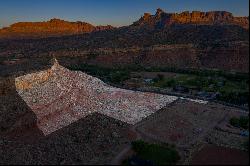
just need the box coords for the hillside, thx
[0,9,249,72]
[0,9,249,165]
[9,59,177,135]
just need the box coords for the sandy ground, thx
[190,144,249,165]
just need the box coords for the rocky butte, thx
[133,8,249,29]
[0,18,114,39]
[0,9,248,39]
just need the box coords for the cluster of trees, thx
[69,64,130,84]
[230,116,249,129]
[218,91,249,106]
[69,63,249,106]
[124,140,180,165]
[150,72,248,106]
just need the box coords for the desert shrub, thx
[157,74,164,81]
[230,116,249,129]
[131,140,180,165]
[152,74,164,83]
[218,91,249,105]
[244,139,249,151]
[87,52,99,60]
[109,70,130,84]
[69,64,130,84]
[165,79,176,87]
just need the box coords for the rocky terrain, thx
[133,8,249,29]
[12,59,177,135]
[0,8,248,40]
[0,8,249,165]
[0,61,248,165]
[0,9,248,72]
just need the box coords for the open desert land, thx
[0,4,249,165]
[0,61,248,165]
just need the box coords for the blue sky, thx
[0,0,249,28]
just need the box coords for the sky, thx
[0,0,249,28]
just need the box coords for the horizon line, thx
[0,9,249,29]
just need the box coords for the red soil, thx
[191,144,249,165]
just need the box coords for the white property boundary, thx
[15,62,178,135]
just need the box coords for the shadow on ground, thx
[0,76,131,165]
[0,77,44,142]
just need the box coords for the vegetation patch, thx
[68,64,130,84]
[151,73,249,105]
[123,140,180,165]
[69,63,249,106]
[230,116,249,130]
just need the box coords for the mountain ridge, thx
[133,8,248,29]
[0,9,248,72]
[0,18,114,39]
[0,8,248,39]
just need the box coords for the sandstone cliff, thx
[133,8,249,29]
[0,9,248,72]
[0,18,114,39]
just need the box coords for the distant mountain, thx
[0,9,249,72]
[133,8,249,29]
[0,18,114,39]
[0,9,248,39]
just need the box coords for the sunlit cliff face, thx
[14,59,178,135]
[134,9,249,29]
